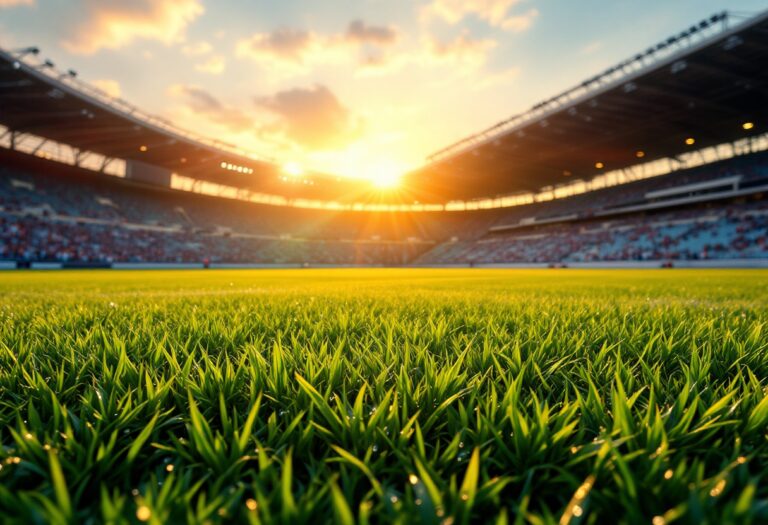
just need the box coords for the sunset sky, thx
[1,0,766,182]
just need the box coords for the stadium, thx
[1,2,767,524]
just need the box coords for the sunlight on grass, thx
[0,269,766,523]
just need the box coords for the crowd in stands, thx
[0,213,429,265]
[1,149,767,266]
[0,159,445,265]
[418,197,768,264]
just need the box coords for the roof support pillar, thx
[9,130,20,150]
[73,148,85,167]
[99,156,115,173]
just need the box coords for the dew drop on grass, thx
[709,479,726,497]
[136,506,151,521]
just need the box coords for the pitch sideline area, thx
[1,269,767,523]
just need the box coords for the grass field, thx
[0,269,767,524]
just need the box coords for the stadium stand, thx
[1,10,768,268]
[417,152,768,265]
[0,151,499,265]
[1,148,767,266]
[418,197,768,265]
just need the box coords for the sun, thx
[282,162,304,177]
[367,164,403,189]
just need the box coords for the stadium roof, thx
[404,9,768,202]
[0,9,767,206]
[0,47,373,202]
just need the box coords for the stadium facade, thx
[1,10,767,269]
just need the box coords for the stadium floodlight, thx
[743,122,755,130]
[59,69,77,81]
[13,46,39,59]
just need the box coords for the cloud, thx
[91,79,122,98]
[345,20,398,46]
[169,84,251,132]
[0,0,34,7]
[62,0,204,54]
[257,85,363,150]
[235,20,495,79]
[236,20,399,71]
[236,28,316,66]
[423,0,538,31]
[499,8,538,31]
[426,33,497,67]
[195,56,226,75]
[180,40,225,73]
[355,31,497,77]
[356,51,406,75]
